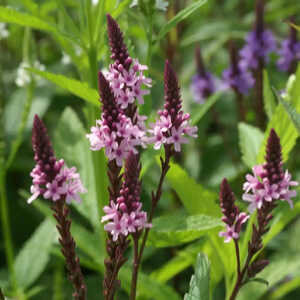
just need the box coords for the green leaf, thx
[119,266,181,300]
[14,219,57,289]
[279,96,300,134]
[29,69,99,106]
[257,66,300,164]
[184,253,211,300]
[191,92,222,126]
[156,0,207,42]
[150,241,204,283]
[263,70,276,119]
[148,214,222,247]
[53,108,99,227]
[166,162,220,217]
[0,6,54,32]
[238,123,264,169]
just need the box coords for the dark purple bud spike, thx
[32,114,58,182]
[164,60,182,123]
[106,14,131,70]
[219,178,239,227]
[265,129,284,185]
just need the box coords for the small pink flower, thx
[44,180,61,201]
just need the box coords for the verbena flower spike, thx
[239,0,276,71]
[221,129,299,300]
[29,115,87,300]
[277,18,300,73]
[191,45,216,104]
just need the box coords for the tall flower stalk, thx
[86,15,197,300]
[219,129,298,300]
[29,115,87,300]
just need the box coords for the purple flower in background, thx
[219,178,249,243]
[28,115,86,204]
[149,61,197,152]
[242,129,298,212]
[222,66,255,95]
[101,153,151,241]
[191,72,216,104]
[277,21,300,73]
[239,30,276,70]
[239,0,276,70]
[191,45,217,103]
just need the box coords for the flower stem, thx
[52,199,86,300]
[255,59,265,129]
[129,147,172,300]
[130,235,140,300]
[234,239,241,276]
[0,170,17,292]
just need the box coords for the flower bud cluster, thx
[219,179,249,243]
[148,61,197,152]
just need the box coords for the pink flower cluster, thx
[242,165,298,213]
[28,159,86,204]
[101,201,151,241]
[105,59,152,108]
[219,212,249,243]
[86,114,146,167]
[148,113,197,152]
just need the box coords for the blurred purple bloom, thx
[222,65,255,95]
[239,30,277,70]
[277,38,300,72]
[191,72,216,104]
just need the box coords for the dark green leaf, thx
[14,219,57,289]
[191,92,222,126]
[148,214,222,247]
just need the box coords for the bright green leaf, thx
[184,253,210,300]
[166,162,220,217]
[29,69,99,106]
[257,66,300,163]
[14,219,57,289]
[156,0,207,42]
[263,70,277,119]
[148,214,222,247]
[279,94,300,134]
[238,122,264,169]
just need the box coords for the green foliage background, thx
[1,0,300,299]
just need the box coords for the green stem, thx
[0,170,17,292]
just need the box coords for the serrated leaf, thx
[29,69,99,106]
[257,66,300,163]
[279,96,300,134]
[191,92,222,126]
[148,214,222,247]
[156,0,207,42]
[184,253,210,300]
[238,122,264,169]
[263,70,276,119]
[14,219,57,289]
[53,108,99,227]
[166,162,220,217]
